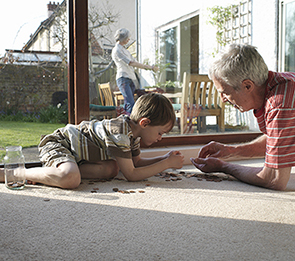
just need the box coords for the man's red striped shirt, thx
[254,71,295,168]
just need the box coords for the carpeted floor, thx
[1,159,295,261]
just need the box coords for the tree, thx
[51,0,119,81]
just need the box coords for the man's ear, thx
[242,79,255,92]
[139,118,151,128]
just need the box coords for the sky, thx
[0,0,52,57]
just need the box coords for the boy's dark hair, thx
[130,93,176,130]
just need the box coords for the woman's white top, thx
[111,42,137,82]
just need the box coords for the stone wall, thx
[0,64,67,112]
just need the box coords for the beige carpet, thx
[1,158,295,261]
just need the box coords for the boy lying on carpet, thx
[0,93,184,189]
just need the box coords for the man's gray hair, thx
[209,44,269,89]
[114,28,131,42]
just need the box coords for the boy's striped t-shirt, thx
[254,71,295,168]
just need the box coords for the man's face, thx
[213,79,252,112]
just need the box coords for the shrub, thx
[0,102,68,124]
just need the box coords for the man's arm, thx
[233,134,267,157]
[223,162,291,190]
[198,134,267,159]
[191,156,291,190]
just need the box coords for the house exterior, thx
[24,1,66,53]
[138,0,295,130]
[23,0,137,69]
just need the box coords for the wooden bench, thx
[180,72,225,134]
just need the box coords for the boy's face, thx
[140,121,172,146]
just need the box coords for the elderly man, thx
[191,43,295,190]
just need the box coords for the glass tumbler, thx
[3,146,26,190]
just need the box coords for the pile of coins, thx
[158,171,235,182]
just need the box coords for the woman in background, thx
[111,28,158,114]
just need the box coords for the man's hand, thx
[190,157,224,173]
[198,141,232,159]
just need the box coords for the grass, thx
[0,121,65,161]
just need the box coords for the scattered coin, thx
[91,190,97,193]
[43,199,50,202]
[138,190,145,193]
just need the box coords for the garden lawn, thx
[0,121,65,161]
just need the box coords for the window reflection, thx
[159,27,178,83]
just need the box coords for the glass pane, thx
[87,0,257,136]
[285,1,295,72]
[88,0,136,119]
[0,1,68,162]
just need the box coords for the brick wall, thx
[0,64,67,112]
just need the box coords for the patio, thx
[1,151,295,260]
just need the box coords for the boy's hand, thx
[166,150,184,169]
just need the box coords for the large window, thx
[280,0,295,72]
[1,0,269,164]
